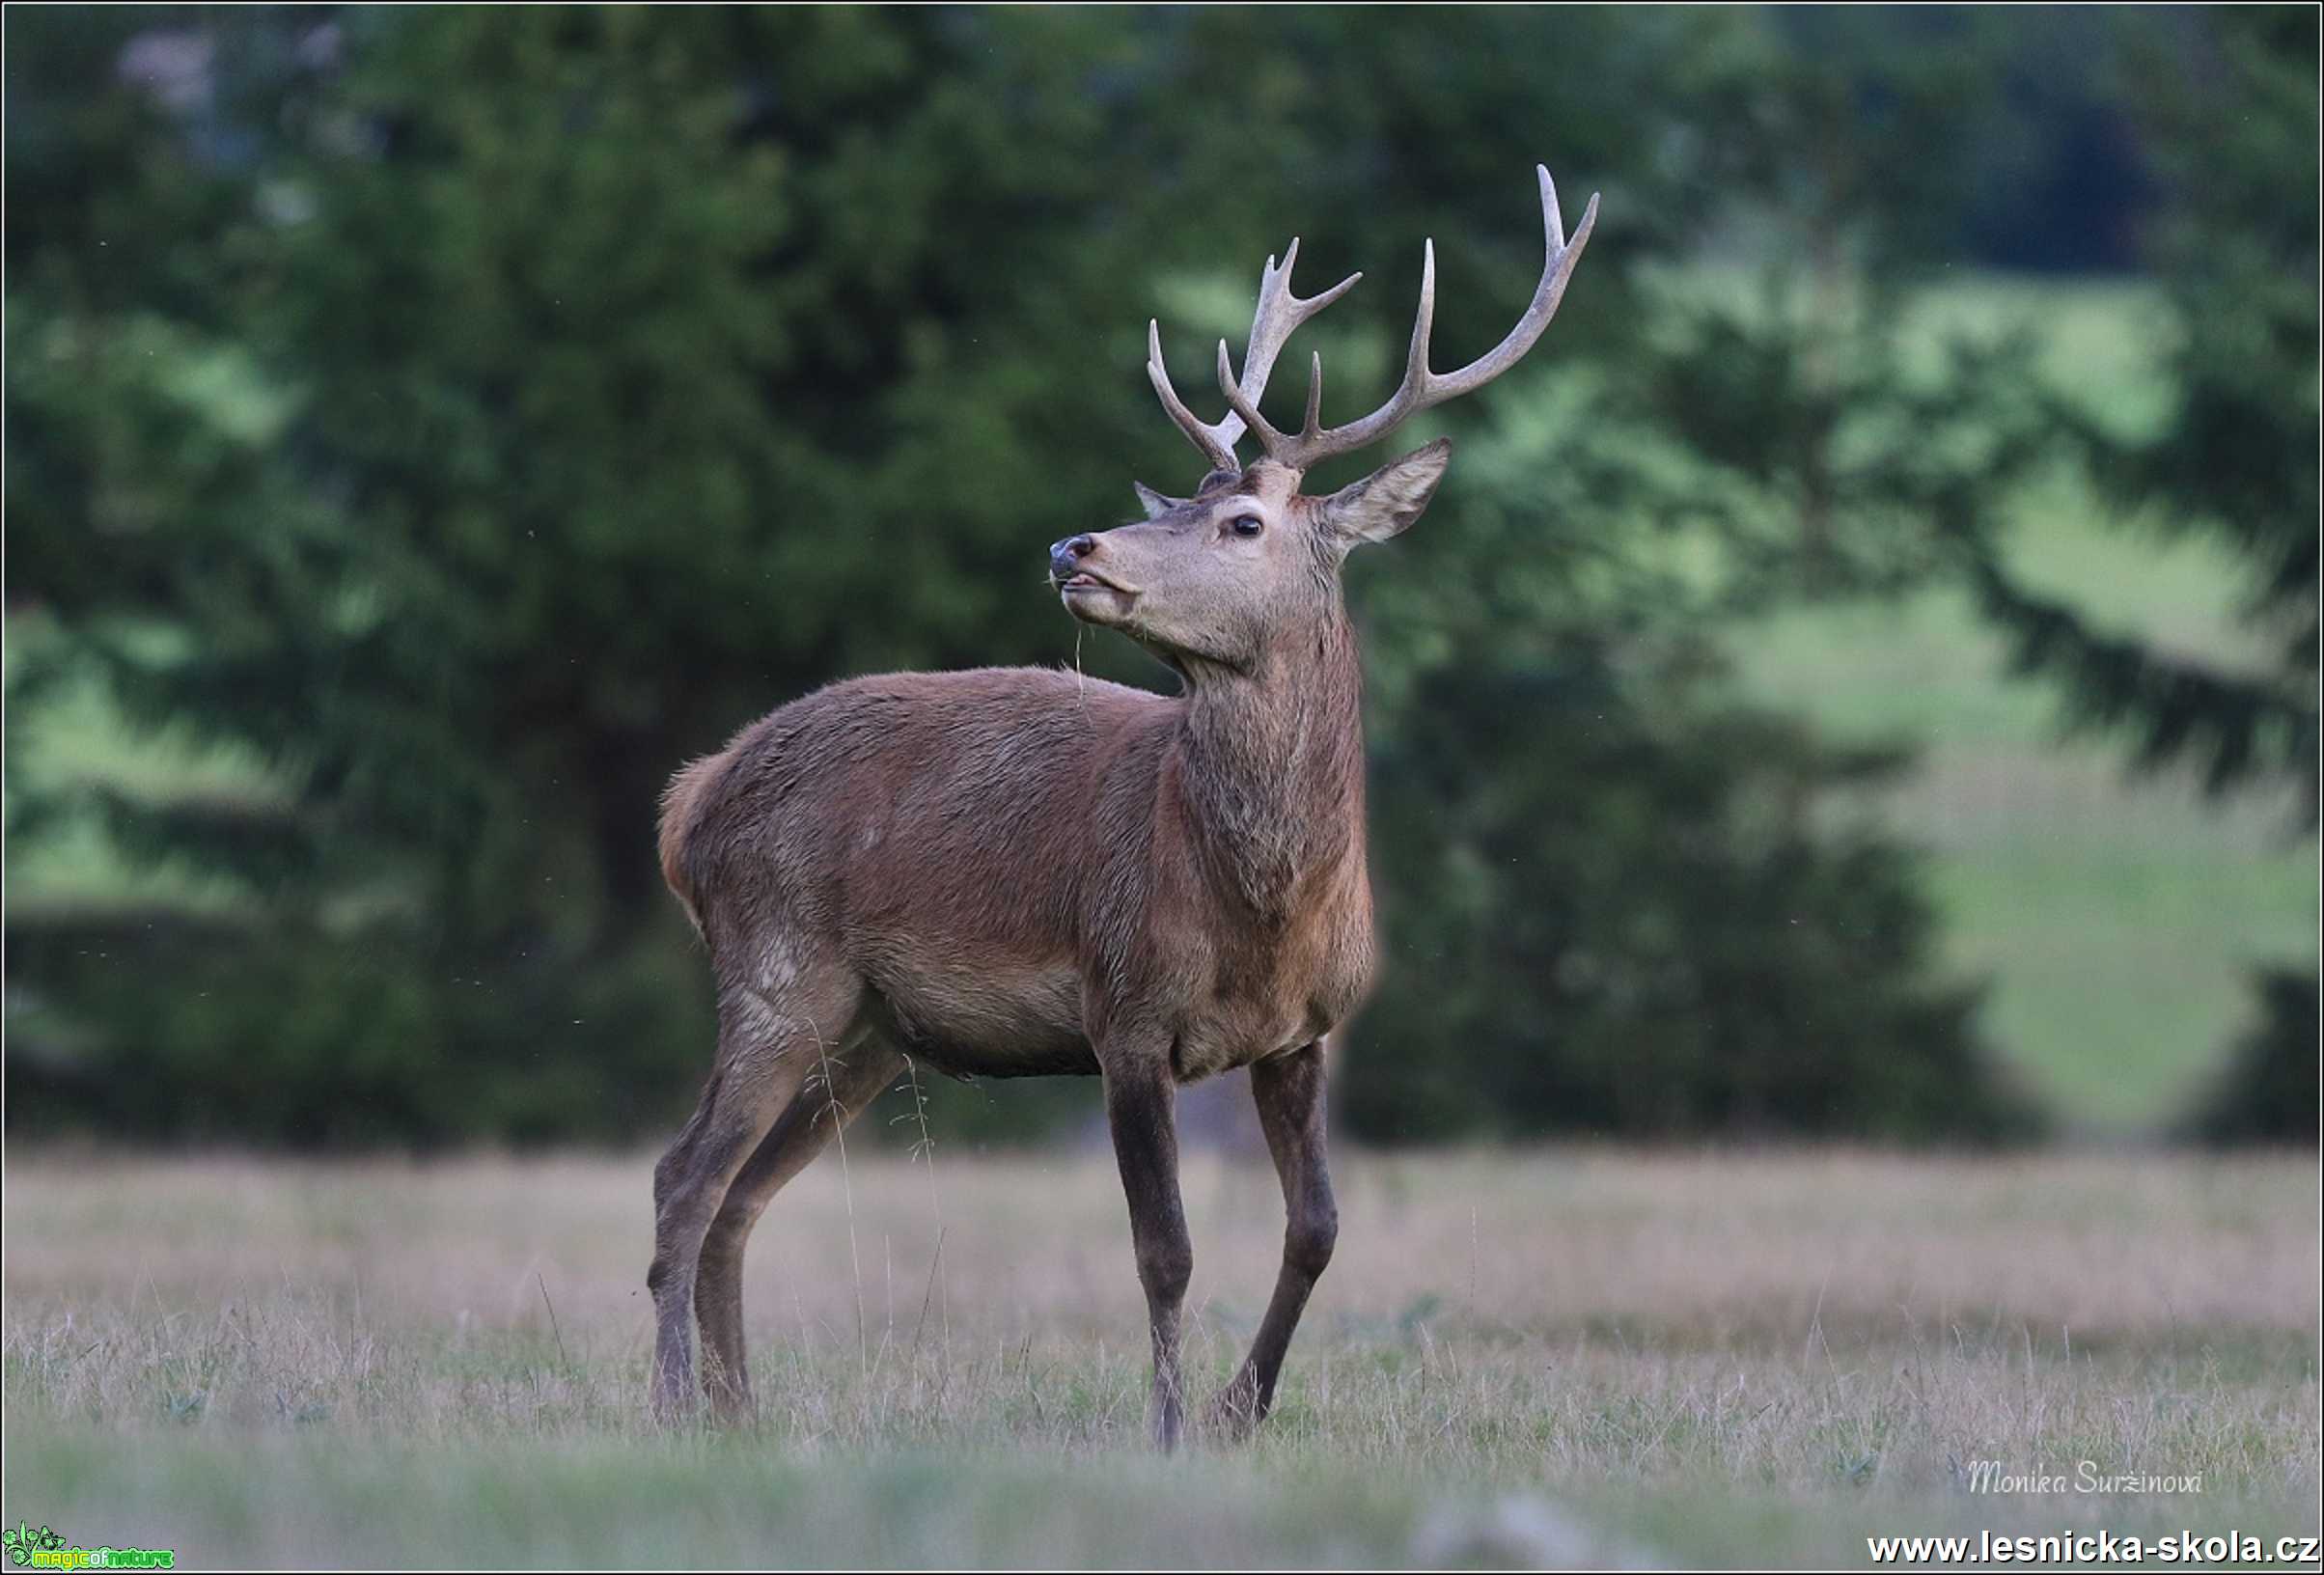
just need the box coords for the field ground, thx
[5,1148,2317,1567]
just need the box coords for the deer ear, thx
[1314,438,1452,546]
[1132,482,1181,520]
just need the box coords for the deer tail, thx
[657,752,725,940]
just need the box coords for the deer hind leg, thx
[649,955,863,1423]
[1208,1038,1336,1442]
[695,1038,902,1423]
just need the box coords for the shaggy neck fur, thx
[1175,600,1367,923]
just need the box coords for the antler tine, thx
[1149,238,1361,474]
[1235,240,1362,420]
[1148,318,1239,475]
[1423,164,1595,402]
[1263,163,1599,474]
[1217,338,1285,453]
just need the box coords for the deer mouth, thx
[1057,569,1135,599]
[1057,568,1138,627]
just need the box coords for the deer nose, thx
[1049,534,1096,581]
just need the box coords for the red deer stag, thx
[650,164,1596,1446]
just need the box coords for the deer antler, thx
[1147,238,1361,476]
[1148,165,1598,477]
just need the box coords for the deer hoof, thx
[650,1365,699,1427]
[1201,1378,1264,1445]
[705,1385,759,1430]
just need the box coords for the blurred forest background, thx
[6,5,2315,1151]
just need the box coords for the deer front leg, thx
[1103,1054,1193,1451]
[1208,1037,1336,1441]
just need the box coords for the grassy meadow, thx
[4,1147,2317,1566]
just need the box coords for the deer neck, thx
[1174,607,1368,923]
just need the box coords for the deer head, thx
[1050,164,1597,673]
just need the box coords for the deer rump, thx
[663,665,1350,1085]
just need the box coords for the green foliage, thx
[1969,8,2318,819]
[4,8,2299,1147]
[1342,377,2034,1143]
[2184,968,2321,1147]
[1959,9,2321,1123]
[14,8,1177,1145]
[1358,651,2030,1143]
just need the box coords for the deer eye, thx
[1230,513,1264,539]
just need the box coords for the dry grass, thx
[4,1147,2318,1566]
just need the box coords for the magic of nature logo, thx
[2,1522,176,1570]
